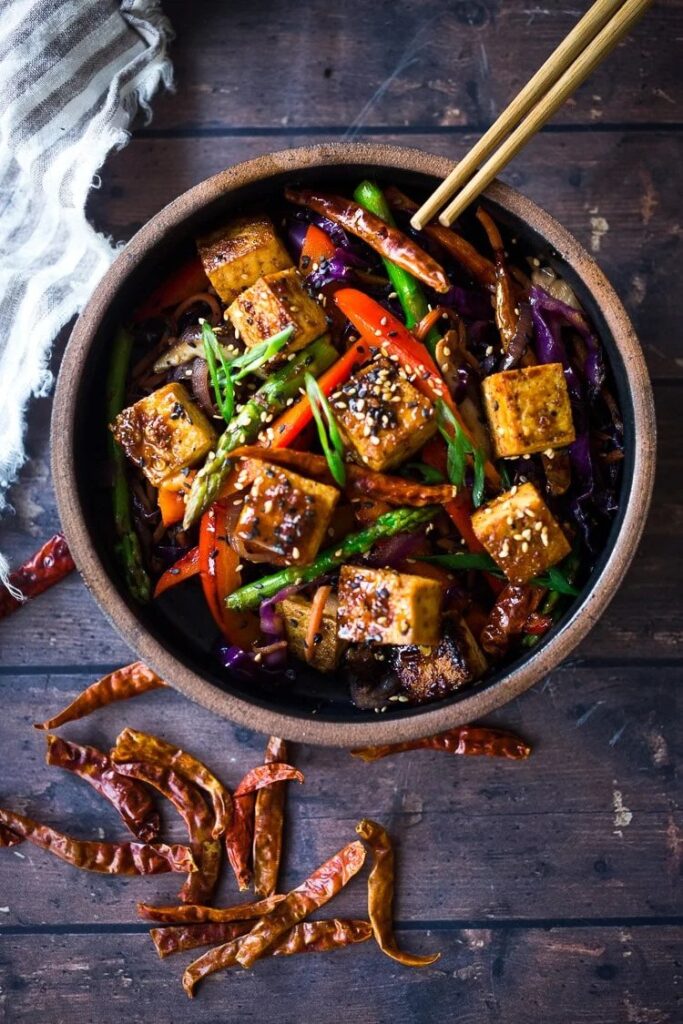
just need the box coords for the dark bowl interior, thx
[62,154,640,733]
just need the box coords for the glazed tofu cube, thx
[233,464,339,567]
[196,215,293,304]
[110,383,217,487]
[331,358,437,472]
[227,268,327,355]
[471,481,571,584]
[389,617,488,705]
[278,593,345,672]
[482,363,575,458]
[337,566,442,646]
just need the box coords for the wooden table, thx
[1,2,681,1020]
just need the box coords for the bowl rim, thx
[51,141,656,747]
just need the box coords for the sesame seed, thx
[334,549,343,558]
[292,547,300,560]
[253,653,263,663]
[521,541,529,553]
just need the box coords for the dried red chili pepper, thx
[476,207,519,352]
[383,185,496,288]
[34,662,166,731]
[111,728,232,839]
[351,725,531,762]
[0,808,196,874]
[45,735,160,842]
[284,188,450,293]
[0,534,75,620]
[253,737,288,898]
[480,583,544,659]
[232,447,456,508]
[151,920,252,958]
[114,759,220,905]
[137,894,286,924]
[523,611,554,636]
[356,818,439,968]
[183,919,372,996]
[235,840,366,968]
[226,761,303,892]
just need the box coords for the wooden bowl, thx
[51,143,656,747]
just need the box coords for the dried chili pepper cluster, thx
[0,659,531,996]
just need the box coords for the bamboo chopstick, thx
[411,0,652,231]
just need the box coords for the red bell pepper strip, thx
[270,340,371,449]
[153,547,200,599]
[133,255,210,322]
[299,224,337,273]
[157,470,197,527]
[0,534,75,620]
[333,288,501,489]
[199,503,260,647]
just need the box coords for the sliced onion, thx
[191,356,216,418]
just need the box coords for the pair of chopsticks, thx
[411,0,652,230]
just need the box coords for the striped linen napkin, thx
[0,0,173,594]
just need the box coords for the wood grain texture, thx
[1,927,681,1024]
[149,0,682,131]
[1,0,681,1016]
[0,666,680,926]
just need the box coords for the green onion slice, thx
[305,372,347,487]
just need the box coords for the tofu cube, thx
[196,215,293,304]
[337,566,442,646]
[331,358,437,472]
[110,383,217,487]
[390,616,488,705]
[227,268,327,355]
[471,481,571,584]
[482,363,575,458]
[278,593,345,673]
[233,464,339,567]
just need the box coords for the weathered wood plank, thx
[85,130,683,380]
[0,666,680,926]
[1,926,680,1024]
[149,0,683,131]
[1,382,679,667]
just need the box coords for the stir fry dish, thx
[107,180,623,710]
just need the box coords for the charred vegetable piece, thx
[337,565,443,646]
[0,809,196,874]
[111,382,217,488]
[107,327,151,603]
[482,363,575,458]
[111,728,232,840]
[34,662,166,731]
[183,919,372,996]
[234,840,366,968]
[387,621,488,705]
[137,894,286,924]
[331,357,437,473]
[114,759,220,905]
[471,482,571,584]
[183,335,338,527]
[0,534,75,619]
[226,505,438,611]
[228,268,327,354]
[356,818,440,967]
[196,214,293,304]
[253,737,289,898]
[284,188,450,293]
[480,583,544,658]
[278,592,345,672]
[45,735,160,842]
[351,725,532,761]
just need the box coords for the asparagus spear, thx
[354,180,441,354]
[183,335,337,528]
[226,506,439,612]
[106,327,151,603]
